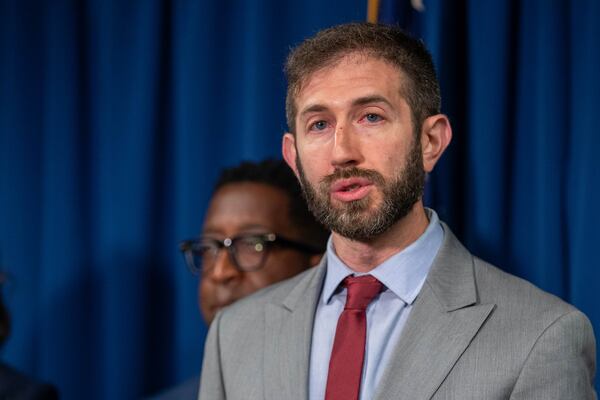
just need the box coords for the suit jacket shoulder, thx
[390,224,596,400]
[473,255,576,320]
[214,265,322,330]
[199,265,324,400]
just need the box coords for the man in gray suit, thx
[199,23,597,399]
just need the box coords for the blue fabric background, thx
[0,0,598,398]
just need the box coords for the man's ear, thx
[282,133,299,177]
[420,114,452,173]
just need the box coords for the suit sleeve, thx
[198,311,226,400]
[510,309,597,400]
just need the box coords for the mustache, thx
[319,167,386,188]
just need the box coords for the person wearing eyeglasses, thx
[150,159,328,399]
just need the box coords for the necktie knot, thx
[343,275,383,310]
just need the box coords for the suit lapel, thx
[374,225,496,400]
[373,286,495,400]
[263,260,326,400]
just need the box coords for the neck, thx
[331,202,430,273]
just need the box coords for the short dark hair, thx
[284,22,441,134]
[214,159,328,250]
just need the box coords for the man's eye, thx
[310,120,328,131]
[364,113,382,123]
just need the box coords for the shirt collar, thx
[322,208,444,305]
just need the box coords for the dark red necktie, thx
[325,275,384,400]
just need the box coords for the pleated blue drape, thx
[1,0,599,399]
[0,1,366,398]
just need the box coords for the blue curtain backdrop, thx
[0,1,366,398]
[0,0,598,399]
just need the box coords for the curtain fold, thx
[0,1,366,398]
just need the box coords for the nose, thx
[206,249,241,283]
[331,124,363,168]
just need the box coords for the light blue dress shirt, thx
[309,209,444,400]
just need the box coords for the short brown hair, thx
[284,22,441,134]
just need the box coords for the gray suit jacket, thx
[199,225,597,399]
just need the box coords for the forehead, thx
[295,54,405,112]
[203,182,292,235]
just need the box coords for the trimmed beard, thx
[295,138,425,242]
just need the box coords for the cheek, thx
[300,151,331,182]
[199,280,212,319]
[250,252,309,286]
[199,279,211,304]
[373,137,412,171]
[243,271,279,292]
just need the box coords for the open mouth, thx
[330,177,373,202]
[341,183,361,191]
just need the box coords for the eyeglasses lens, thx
[184,236,270,273]
[233,236,267,270]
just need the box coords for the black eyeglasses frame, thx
[179,233,322,274]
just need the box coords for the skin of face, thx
[282,53,451,270]
[285,55,416,212]
[199,182,320,324]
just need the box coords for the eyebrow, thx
[299,95,393,120]
[299,104,328,120]
[351,95,393,108]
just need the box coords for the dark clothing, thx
[148,376,198,400]
[0,363,58,400]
